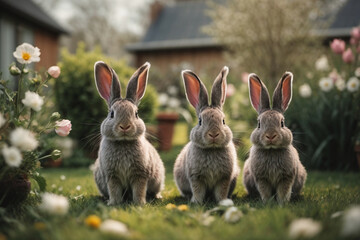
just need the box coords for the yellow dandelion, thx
[177,204,189,211]
[85,215,102,229]
[34,222,46,230]
[165,203,177,210]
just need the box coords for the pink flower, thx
[351,27,360,40]
[226,84,235,97]
[350,37,358,46]
[241,72,249,84]
[342,48,354,64]
[48,66,61,78]
[55,120,72,137]
[330,39,345,54]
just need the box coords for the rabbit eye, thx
[257,121,260,129]
[135,111,139,119]
[110,110,114,119]
[281,119,285,128]
[198,117,202,126]
[222,119,225,125]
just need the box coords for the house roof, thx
[127,0,360,52]
[127,1,219,51]
[0,0,67,34]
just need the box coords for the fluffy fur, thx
[243,72,307,204]
[174,67,240,204]
[93,61,165,205]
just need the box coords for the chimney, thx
[150,1,164,23]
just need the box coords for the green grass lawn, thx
[1,145,360,240]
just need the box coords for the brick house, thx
[127,0,360,77]
[0,0,66,80]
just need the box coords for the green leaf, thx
[32,174,47,192]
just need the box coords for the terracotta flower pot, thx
[156,113,179,151]
[0,175,31,206]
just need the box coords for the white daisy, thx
[288,218,322,238]
[100,219,129,236]
[219,199,234,207]
[22,91,44,112]
[39,193,69,216]
[347,77,360,92]
[341,206,360,237]
[1,145,22,167]
[224,207,243,223]
[315,55,329,71]
[10,127,38,151]
[319,77,333,92]
[335,78,346,91]
[299,84,312,98]
[13,43,40,64]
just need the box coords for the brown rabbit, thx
[243,72,307,204]
[93,61,165,205]
[174,67,240,204]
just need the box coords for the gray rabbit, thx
[174,67,240,204]
[243,72,307,204]
[93,61,165,205]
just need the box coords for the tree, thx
[206,0,333,88]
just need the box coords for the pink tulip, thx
[241,72,249,84]
[55,120,72,137]
[48,66,61,78]
[226,83,235,97]
[330,39,345,54]
[350,37,358,46]
[351,27,360,40]
[342,48,354,64]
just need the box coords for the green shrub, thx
[55,43,158,161]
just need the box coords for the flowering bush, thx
[286,27,360,170]
[0,43,71,204]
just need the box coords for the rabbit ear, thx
[182,70,209,114]
[272,72,293,112]
[94,61,121,105]
[126,62,150,105]
[248,73,270,114]
[211,66,228,108]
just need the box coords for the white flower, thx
[315,55,329,71]
[319,77,333,92]
[224,207,243,223]
[1,145,22,167]
[55,137,74,158]
[58,187,63,192]
[341,206,360,237]
[347,77,360,92]
[288,218,322,238]
[100,219,129,236]
[335,78,346,91]
[219,199,234,207]
[167,85,179,95]
[299,84,312,98]
[51,184,57,189]
[168,98,181,108]
[76,185,81,191]
[10,127,38,151]
[158,93,169,106]
[0,113,6,128]
[13,43,40,64]
[39,193,69,216]
[355,67,360,77]
[22,91,44,112]
[60,175,66,181]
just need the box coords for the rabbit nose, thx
[266,134,277,140]
[208,133,219,139]
[119,125,131,131]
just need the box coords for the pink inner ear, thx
[184,72,200,108]
[96,64,112,102]
[249,76,261,112]
[282,75,292,110]
[136,67,148,101]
